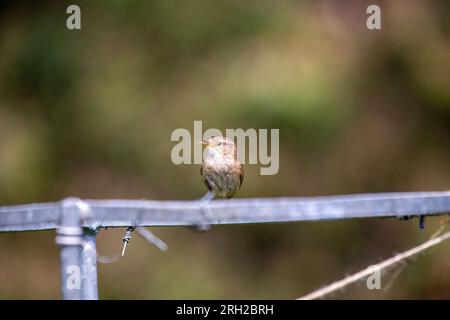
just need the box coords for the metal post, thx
[81,228,99,299]
[55,198,84,300]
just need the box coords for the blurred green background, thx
[0,0,449,299]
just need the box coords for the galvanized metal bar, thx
[55,198,84,300]
[0,191,449,232]
[0,191,449,300]
[81,228,99,300]
[0,202,60,232]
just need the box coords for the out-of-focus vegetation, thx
[0,0,449,299]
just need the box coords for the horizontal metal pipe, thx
[1,191,449,232]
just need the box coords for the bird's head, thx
[199,136,235,149]
[199,136,237,160]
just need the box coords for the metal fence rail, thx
[0,191,449,299]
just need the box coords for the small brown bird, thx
[200,136,244,199]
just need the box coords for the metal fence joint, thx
[56,197,86,300]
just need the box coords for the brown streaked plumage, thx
[200,136,243,199]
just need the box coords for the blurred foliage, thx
[0,0,449,299]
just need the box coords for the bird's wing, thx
[200,165,213,191]
[239,164,244,188]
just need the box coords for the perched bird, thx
[200,136,244,199]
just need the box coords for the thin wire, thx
[136,227,168,251]
[97,252,122,264]
[297,229,450,300]
[382,261,407,293]
[200,191,215,202]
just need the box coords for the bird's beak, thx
[198,140,208,145]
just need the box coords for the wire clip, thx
[121,226,135,256]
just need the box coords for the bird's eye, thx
[218,142,223,146]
